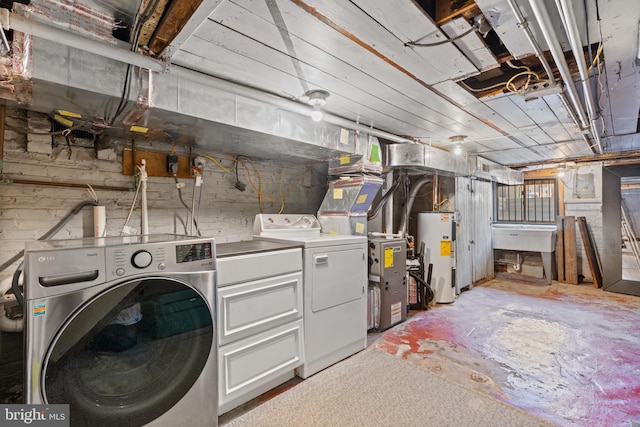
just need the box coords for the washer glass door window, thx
[44,278,213,426]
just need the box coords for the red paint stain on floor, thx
[374,281,640,427]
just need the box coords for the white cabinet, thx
[217,247,304,415]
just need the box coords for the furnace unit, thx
[368,237,407,331]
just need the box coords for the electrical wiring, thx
[224,153,311,211]
[238,155,265,212]
[505,70,547,94]
[278,166,286,214]
[587,43,604,73]
[405,25,477,47]
[459,79,512,93]
[109,0,161,126]
[174,176,201,234]
[198,153,232,173]
[5,121,85,135]
[86,184,99,203]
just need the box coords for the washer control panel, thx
[131,250,153,269]
[104,238,215,280]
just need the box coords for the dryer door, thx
[43,277,213,427]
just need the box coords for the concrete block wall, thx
[0,107,327,281]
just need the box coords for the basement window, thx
[494,179,557,224]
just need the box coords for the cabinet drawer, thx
[218,272,303,345]
[217,248,302,286]
[218,319,304,414]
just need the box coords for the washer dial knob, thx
[131,250,152,269]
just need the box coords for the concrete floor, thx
[375,277,640,427]
[3,274,639,426]
[221,276,640,426]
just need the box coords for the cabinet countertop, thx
[216,240,303,258]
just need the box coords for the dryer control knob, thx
[131,250,152,269]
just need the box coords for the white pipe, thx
[140,160,149,235]
[528,0,590,130]
[0,10,413,145]
[93,205,106,237]
[556,0,603,154]
[0,276,23,333]
[505,0,556,84]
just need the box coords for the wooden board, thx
[563,216,579,284]
[435,0,479,25]
[122,148,193,179]
[556,216,565,282]
[578,216,603,288]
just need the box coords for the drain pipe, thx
[397,176,431,237]
[528,0,590,132]
[0,10,413,145]
[555,0,603,154]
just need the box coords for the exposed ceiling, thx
[0,0,639,168]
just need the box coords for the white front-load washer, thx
[253,214,367,379]
[23,235,217,426]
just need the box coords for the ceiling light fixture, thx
[306,89,329,122]
[557,163,567,178]
[449,135,466,155]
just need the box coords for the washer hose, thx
[8,201,100,308]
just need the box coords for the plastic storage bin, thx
[318,174,383,215]
[328,132,383,175]
[318,213,368,236]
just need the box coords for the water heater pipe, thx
[397,177,432,236]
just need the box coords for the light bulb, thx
[454,145,462,155]
[311,107,323,122]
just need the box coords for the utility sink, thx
[492,224,557,284]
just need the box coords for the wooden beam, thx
[577,217,603,288]
[138,0,171,48]
[435,0,480,25]
[556,216,565,282]
[563,215,578,284]
[148,0,204,55]
[123,148,193,179]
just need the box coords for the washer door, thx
[43,277,213,426]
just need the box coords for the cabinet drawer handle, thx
[314,255,329,265]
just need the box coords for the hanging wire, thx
[405,24,477,47]
[109,0,161,126]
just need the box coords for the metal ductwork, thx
[386,143,522,184]
[0,10,415,162]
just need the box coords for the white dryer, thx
[23,235,217,426]
[253,214,367,378]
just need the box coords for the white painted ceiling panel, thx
[441,17,500,72]
[180,27,484,139]
[4,0,640,169]
[179,1,505,140]
[317,0,480,82]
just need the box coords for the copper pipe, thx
[5,178,132,192]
